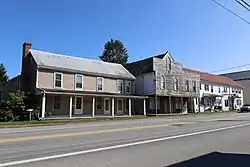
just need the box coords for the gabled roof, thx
[30,49,135,80]
[220,70,250,81]
[124,57,153,76]
[183,68,243,88]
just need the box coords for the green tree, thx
[0,63,8,84]
[99,39,128,65]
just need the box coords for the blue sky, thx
[1,0,250,77]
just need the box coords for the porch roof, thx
[39,89,148,99]
[202,93,222,97]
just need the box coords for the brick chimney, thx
[21,42,32,92]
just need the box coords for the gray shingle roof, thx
[30,49,135,80]
[220,70,250,81]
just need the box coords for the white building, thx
[184,68,243,112]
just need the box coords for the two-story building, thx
[125,52,200,115]
[20,42,147,119]
[184,68,243,111]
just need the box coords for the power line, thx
[210,63,250,73]
[235,0,250,11]
[211,0,250,24]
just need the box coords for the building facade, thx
[19,42,147,119]
[184,68,243,111]
[221,70,250,105]
[125,52,200,115]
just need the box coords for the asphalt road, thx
[1,113,250,167]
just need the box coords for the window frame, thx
[160,75,165,90]
[125,81,132,93]
[211,85,213,93]
[192,81,196,92]
[97,77,104,91]
[173,77,178,91]
[218,87,221,93]
[117,79,124,93]
[224,87,228,92]
[185,80,189,92]
[167,57,172,71]
[54,72,63,88]
[75,74,84,90]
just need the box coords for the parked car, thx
[239,104,250,113]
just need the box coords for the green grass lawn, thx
[0,110,238,127]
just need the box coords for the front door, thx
[75,97,83,115]
[117,99,123,115]
[104,98,111,115]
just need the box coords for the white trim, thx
[97,77,104,91]
[128,98,131,116]
[69,96,72,118]
[117,79,123,93]
[75,74,84,90]
[111,98,115,117]
[92,97,95,117]
[54,72,63,88]
[36,69,39,88]
[41,93,46,118]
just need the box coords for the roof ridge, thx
[30,49,121,66]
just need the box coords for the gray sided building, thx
[221,70,250,105]
[125,52,200,115]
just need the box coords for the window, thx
[117,80,123,93]
[200,83,202,90]
[211,85,213,92]
[160,76,165,89]
[218,87,221,93]
[125,81,131,93]
[53,96,60,109]
[96,97,103,110]
[167,57,171,71]
[232,88,235,93]
[185,80,189,92]
[224,87,227,92]
[237,99,242,106]
[225,99,229,107]
[75,74,83,89]
[239,89,242,94]
[54,72,62,88]
[205,84,209,91]
[195,98,198,105]
[192,81,196,92]
[97,77,104,91]
[174,78,178,91]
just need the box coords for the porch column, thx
[169,96,171,114]
[181,97,183,114]
[143,99,146,116]
[92,97,95,117]
[112,98,115,117]
[41,93,46,118]
[69,96,72,118]
[128,98,132,116]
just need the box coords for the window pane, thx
[55,80,61,87]
[56,74,61,80]
[76,75,83,88]
[117,80,123,93]
[126,81,131,93]
[97,98,102,109]
[97,78,103,90]
[76,97,82,109]
[105,99,110,110]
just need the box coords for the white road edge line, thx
[0,123,250,167]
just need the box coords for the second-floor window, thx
[160,76,165,89]
[117,80,123,93]
[232,88,235,93]
[239,89,242,94]
[185,80,189,92]
[75,74,83,89]
[167,57,171,71]
[224,87,228,92]
[125,81,131,93]
[174,78,178,91]
[205,84,209,91]
[211,85,213,92]
[54,72,62,88]
[97,77,104,91]
[192,81,196,92]
[218,87,221,93]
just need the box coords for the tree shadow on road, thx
[166,152,250,167]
